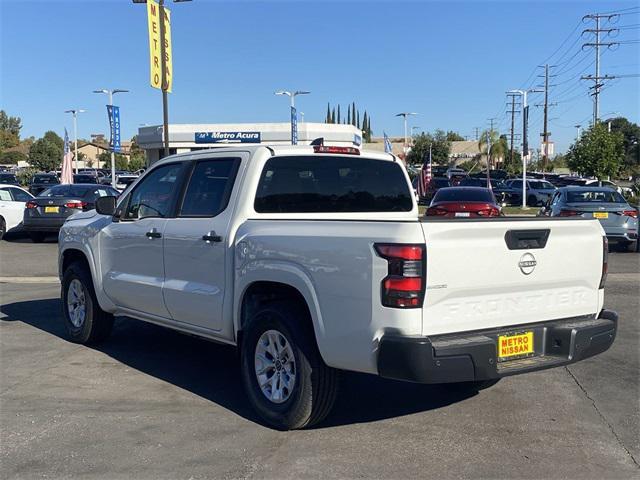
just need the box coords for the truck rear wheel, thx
[61,261,114,344]
[240,301,338,430]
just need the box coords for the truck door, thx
[162,155,243,332]
[100,162,185,318]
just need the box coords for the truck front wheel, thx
[240,301,338,430]
[61,261,114,344]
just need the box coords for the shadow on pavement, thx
[2,231,58,243]
[1,297,475,429]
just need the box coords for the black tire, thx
[29,232,45,243]
[61,260,113,344]
[443,378,501,393]
[240,300,338,430]
[0,216,5,240]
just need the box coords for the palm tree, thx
[478,130,506,169]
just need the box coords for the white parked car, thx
[0,184,34,239]
[58,145,618,430]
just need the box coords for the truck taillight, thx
[374,244,425,308]
[599,236,608,289]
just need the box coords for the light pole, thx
[574,124,582,140]
[507,89,542,208]
[275,90,310,144]
[395,112,418,157]
[64,109,85,174]
[93,89,129,188]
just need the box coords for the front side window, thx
[179,158,239,217]
[124,163,182,220]
[255,156,413,213]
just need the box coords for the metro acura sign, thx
[195,131,261,144]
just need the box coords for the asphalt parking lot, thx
[1,235,639,479]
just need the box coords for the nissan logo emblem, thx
[519,253,537,275]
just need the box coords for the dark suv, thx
[30,173,60,196]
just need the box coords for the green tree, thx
[0,150,27,164]
[43,131,64,151]
[325,103,331,123]
[98,151,129,171]
[407,130,451,166]
[0,110,22,152]
[609,117,640,176]
[29,137,62,171]
[567,123,624,179]
[446,131,465,142]
[331,108,336,124]
[337,104,341,124]
[129,154,147,172]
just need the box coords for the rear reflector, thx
[313,145,360,155]
[599,236,608,289]
[375,243,425,308]
[25,201,37,209]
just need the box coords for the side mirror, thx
[96,196,117,216]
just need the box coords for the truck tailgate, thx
[420,218,604,336]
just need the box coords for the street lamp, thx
[275,90,310,145]
[64,109,85,174]
[93,89,129,188]
[507,89,543,208]
[395,112,418,156]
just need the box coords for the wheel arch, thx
[236,276,327,362]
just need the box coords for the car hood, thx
[66,209,98,222]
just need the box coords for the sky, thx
[1,0,638,154]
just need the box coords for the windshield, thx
[433,188,495,203]
[40,185,71,197]
[566,190,626,204]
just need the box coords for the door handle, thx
[146,228,162,239]
[202,231,222,243]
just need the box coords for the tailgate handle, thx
[504,229,550,250]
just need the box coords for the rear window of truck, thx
[254,155,413,213]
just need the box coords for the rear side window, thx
[179,158,239,217]
[255,156,413,213]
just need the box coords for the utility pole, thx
[506,93,520,169]
[474,127,480,141]
[581,14,618,125]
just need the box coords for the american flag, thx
[60,129,74,184]
[417,144,432,198]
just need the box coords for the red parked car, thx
[425,187,502,218]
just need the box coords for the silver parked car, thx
[505,179,557,206]
[539,186,639,251]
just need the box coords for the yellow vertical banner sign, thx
[162,7,172,92]
[146,0,172,92]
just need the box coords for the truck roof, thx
[155,145,398,164]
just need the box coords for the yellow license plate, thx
[593,212,608,219]
[44,206,59,213]
[498,332,534,359]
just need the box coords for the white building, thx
[137,122,363,164]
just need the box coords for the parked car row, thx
[0,182,119,242]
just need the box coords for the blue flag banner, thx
[291,106,298,145]
[107,105,121,153]
[383,132,392,153]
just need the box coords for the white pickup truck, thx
[58,144,617,430]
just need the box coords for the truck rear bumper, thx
[377,309,617,384]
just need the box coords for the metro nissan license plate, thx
[455,212,470,217]
[44,206,59,213]
[593,212,608,219]
[498,332,534,360]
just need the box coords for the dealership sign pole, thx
[146,0,173,158]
